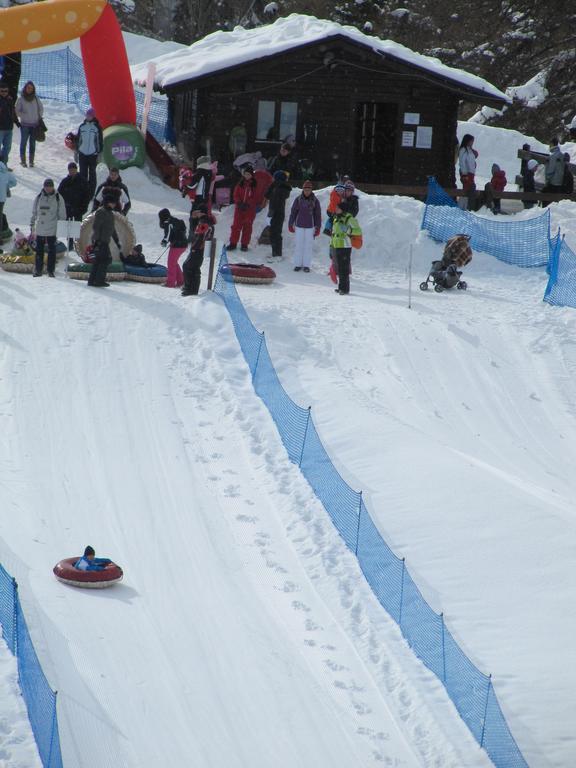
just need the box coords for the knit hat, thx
[273,170,288,182]
[334,183,346,194]
[43,178,54,187]
[86,107,95,118]
[158,208,170,221]
[68,161,77,170]
[302,180,313,189]
[527,159,538,171]
[344,180,355,191]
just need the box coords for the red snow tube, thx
[53,557,123,589]
[221,262,276,284]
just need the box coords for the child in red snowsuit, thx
[228,166,258,251]
[484,163,507,214]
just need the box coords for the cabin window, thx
[256,100,298,142]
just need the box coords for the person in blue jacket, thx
[74,545,112,571]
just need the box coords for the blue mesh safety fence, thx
[213,247,528,768]
[0,567,62,768]
[21,49,169,143]
[422,178,550,267]
[543,234,576,307]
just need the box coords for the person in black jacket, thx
[58,161,89,249]
[267,143,298,178]
[158,207,188,288]
[88,191,120,288]
[264,170,291,262]
[562,153,574,194]
[340,180,359,217]
[182,206,215,296]
[92,167,131,215]
[0,80,17,168]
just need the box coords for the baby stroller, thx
[420,234,472,293]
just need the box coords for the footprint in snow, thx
[236,514,258,523]
[291,600,310,612]
[530,392,542,401]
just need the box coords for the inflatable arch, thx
[0,0,144,168]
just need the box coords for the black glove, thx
[161,239,168,247]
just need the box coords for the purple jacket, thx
[289,193,322,230]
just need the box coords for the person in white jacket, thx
[458,133,478,210]
[30,178,66,277]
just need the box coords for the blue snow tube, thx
[124,264,168,284]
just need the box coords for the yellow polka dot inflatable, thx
[0,0,105,53]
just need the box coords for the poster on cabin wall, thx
[416,126,433,149]
[402,131,415,147]
[404,113,420,125]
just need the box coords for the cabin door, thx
[354,102,398,183]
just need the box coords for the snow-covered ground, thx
[0,97,575,768]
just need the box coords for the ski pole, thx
[153,244,171,265]
[408,243,413,309]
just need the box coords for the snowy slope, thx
[0,101,574,768]
[0,103,497,768]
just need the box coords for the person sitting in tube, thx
[74,545,112,571]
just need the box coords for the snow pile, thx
[130,13,509,103]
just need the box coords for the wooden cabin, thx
[139,16,508,187]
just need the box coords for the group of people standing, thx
[458,132,574,213]
[224,162,363,295]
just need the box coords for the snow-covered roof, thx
[131,14,510,104]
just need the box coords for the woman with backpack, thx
[158,208,188,288]
[15,81,43,168]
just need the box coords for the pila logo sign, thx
[111,140,136,161]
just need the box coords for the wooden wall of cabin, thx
[169,41,468,187]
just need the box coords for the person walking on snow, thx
[158,208,188,288]
[228,165,258,252]
[288,179,321,272]
[15,80,43,168]
[88,191,120,288]
[30,178,66,277]
[330,203,362,295]
[76,107,103,200]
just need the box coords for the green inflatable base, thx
[102,124,145,170]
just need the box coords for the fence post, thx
[47,691,58,768]
[440,612,446,682]
[66,48,70,103]
[398,558,406,626]
[12,578,18,658]
[480,674,492,747]
[298,406,311,468]
[252,332,264,383]
[207,238,218,290]
[354,491,363,555]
